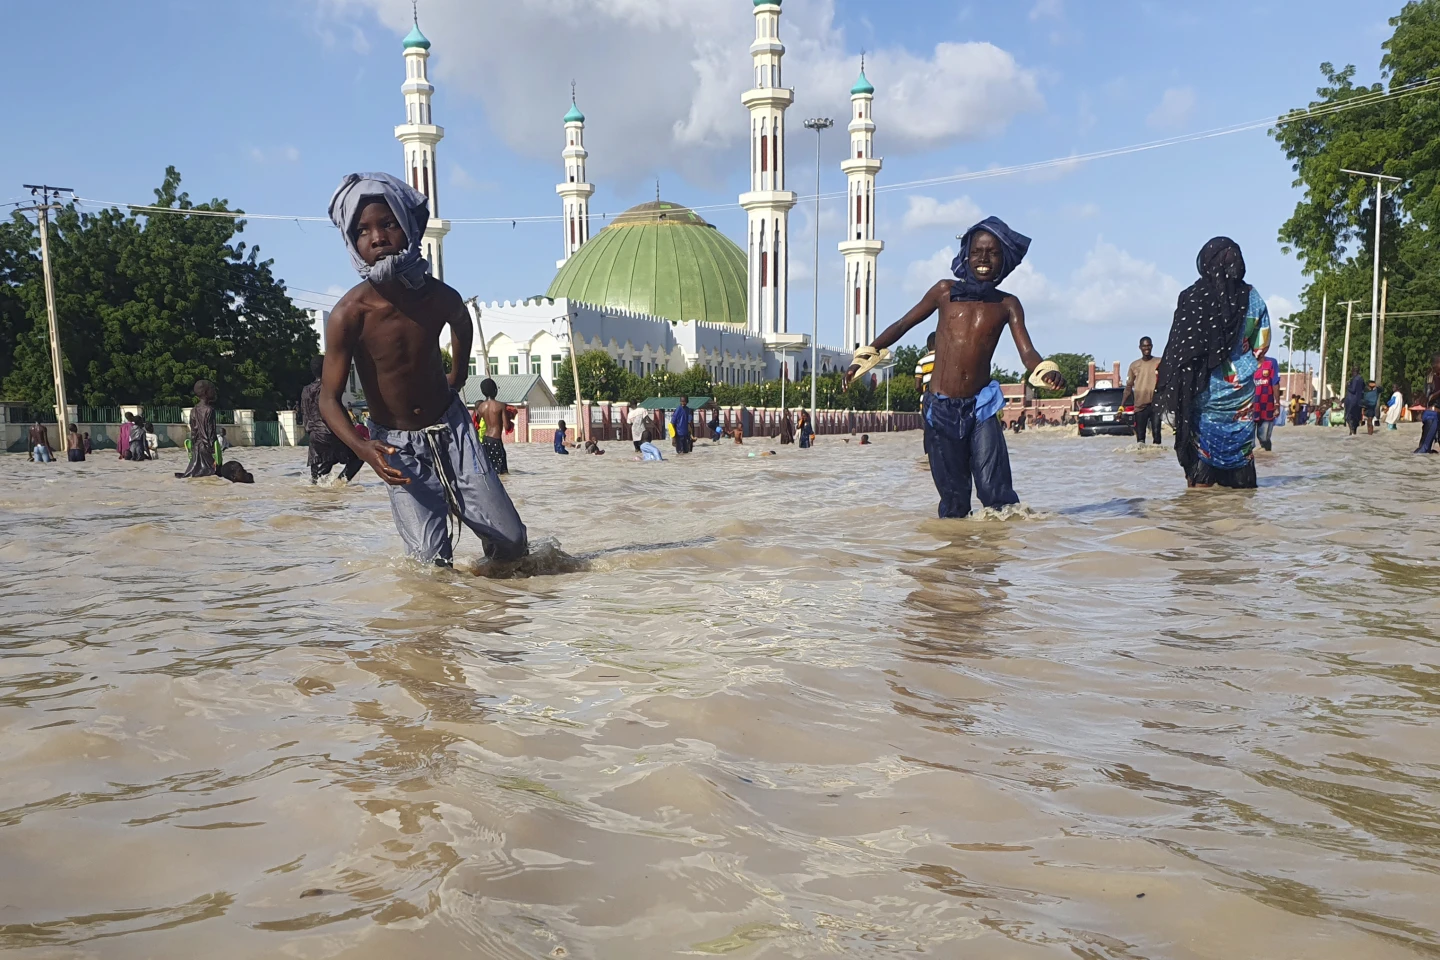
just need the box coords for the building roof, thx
[402,22,431,49]
[460,374,557,407]
[564,100,585,124]
[546,200,748,327]
[851,69,874,96]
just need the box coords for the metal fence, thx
[77,406,120,424]
[527,406,573,424]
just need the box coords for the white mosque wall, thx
[469,297,859,397]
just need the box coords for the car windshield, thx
[1082,389,1125,408]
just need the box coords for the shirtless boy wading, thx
[846,217,1064,518]
[321,172,527,565]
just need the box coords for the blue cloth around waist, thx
[925,380,1004,429]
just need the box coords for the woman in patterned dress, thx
[1156,238,1271,489]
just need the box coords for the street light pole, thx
[803,117,832,423]
[1341,168,1401,381]
[20,184,74,446]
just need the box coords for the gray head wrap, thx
[328,172,431,290]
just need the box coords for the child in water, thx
[176,380,219,478]
[320,172,527,566]
[845,217,1063,517]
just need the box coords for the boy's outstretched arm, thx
[843,280,947,388]
[319,305,409,485]
[1006,298,1064,391]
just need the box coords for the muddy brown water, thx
[1,427,1437,959]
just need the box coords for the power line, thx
[63,75,1440,229]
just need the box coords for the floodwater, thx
[2,425,1438,960]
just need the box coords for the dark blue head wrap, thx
[949,216,1032,302]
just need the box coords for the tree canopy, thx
[1272,0,1440,397]
[0,167,317,411]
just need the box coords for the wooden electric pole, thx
[19,184,75,446]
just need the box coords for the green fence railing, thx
[147,407,184,424]
[77,406,120,424]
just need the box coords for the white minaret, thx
[556,87,595,269]
[740,0,797,341]
[393,15,451,280]
[839,61,883,350]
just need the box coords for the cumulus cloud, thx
[1003,239,1183,329]
[904,246,955,297]
[1265,295,1296,321]
[1030,0,1065,20]
[248,145,301,164]
[901,195,983,232]
[1147,87,1196,131]
[312,0,1042,182]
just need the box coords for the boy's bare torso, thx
[476,399,505,439]
[931,292,1018,399]
[333,280,463,430]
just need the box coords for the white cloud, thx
[248,145,301,164]
[1147,86,1196,131]
[904,246,955,298]
[1029,0,1064,21]
[1266,295,1296,321]
[1061,201,1100,219]
[313,0,1042,182]
[1000,239,1183,331]
[901,195,983,232]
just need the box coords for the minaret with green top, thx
[556,84,595,269]
[840,58,882,351]
[393,9,450,279]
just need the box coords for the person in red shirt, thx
[1252,355,1279,451]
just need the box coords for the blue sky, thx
[2,0,1403,371]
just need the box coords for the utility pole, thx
[1338,299,1361,396]
[1341,168,1401,380]
[20,185,75,447]
[466,297,488,376]
[1377,276,1389,390]
[803,117,833,421]
[1317,292,1328,399]
[564,311,586,442]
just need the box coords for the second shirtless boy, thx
[322,172,527,565]
[846,216,1064,518]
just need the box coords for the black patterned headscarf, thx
[1157,238,1252,465]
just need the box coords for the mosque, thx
[393,2,884,398]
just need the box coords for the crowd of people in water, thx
[17,171,1440,565]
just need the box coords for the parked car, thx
[1075,387,1134,437]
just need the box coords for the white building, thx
[472,298,854,398]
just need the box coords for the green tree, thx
[553,349,641,404]
[1,167,317,411]
[1272,1,1440,396]
[1037,352,1092,398]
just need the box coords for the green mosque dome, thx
[564,100,585,124]
[547,201,748,327]
[851,69,874,95]
[402,22,431,49]
[754,0,779,6]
